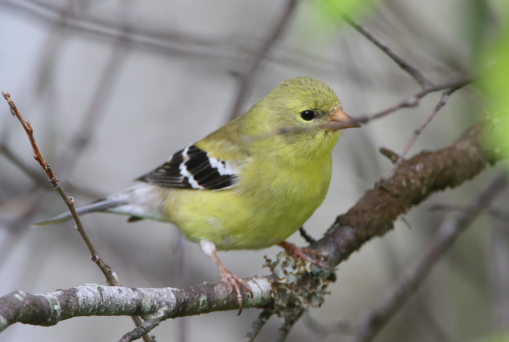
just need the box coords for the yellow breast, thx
[165,150,333,251]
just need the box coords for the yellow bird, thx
[36,76,360,312]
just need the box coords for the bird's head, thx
[244,77,360,155]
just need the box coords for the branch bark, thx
[0,278,273,332]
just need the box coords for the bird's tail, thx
[32,184,167,227]
[32,198,128,227]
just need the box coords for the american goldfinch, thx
[36,76,360,312]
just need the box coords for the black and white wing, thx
[136,144,237,190]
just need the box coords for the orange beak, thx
[326,108,361,131]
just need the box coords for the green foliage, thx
[313,0,379,25]
[478,2,509,158]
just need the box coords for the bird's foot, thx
[278,241,333,270]
[200,240,253,315]
[218,266,253,315]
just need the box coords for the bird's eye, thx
[300,110,315,121]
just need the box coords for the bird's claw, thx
[279,241,334,270]
[218,267,252,315]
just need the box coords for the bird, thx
[35,76,360,313]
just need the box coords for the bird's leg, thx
[200,240,253,315]
[278,241,332,269]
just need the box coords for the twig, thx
[379,147,400,164]
[303,313,354,336]
[353,76,471,124]
[228,0,298,120]
[351,174,507,342]
[390,87,458,176]
[489,191,509,330]
[299,227,316,244]
[1,91,115,279]
[274,309,305,342]
[342,14,434,89]
[1,0,391,83]
[0,142,104,199]
[243,309,273,342]
[429,203,509,222]
[175,232,189,342]
[57,3,133,177]
[0,191,48,270]
[1,91,149,341]
[242,77,473,142]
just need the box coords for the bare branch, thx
[0,142,104,198]
[342,14,434,88]
[243,309,273,342]
[354,76,472,124]
[1,91,151,340]
[378,147,400,164]
[311,122,495,268]
[429,203,509,222]
[303,313,354,336]
[390,87,458,175]
[228,0,299,120]
[0,279,273,333]
[274,309,305,342]
[351,174,507,342]
[299,227,317,244]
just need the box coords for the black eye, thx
[300,110,315,121]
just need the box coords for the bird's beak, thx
[326,108,361,131]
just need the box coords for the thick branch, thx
[352,174,507,342]
[0,278,272,332]
[312,123,494,267]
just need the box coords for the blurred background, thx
[0,0,507,341]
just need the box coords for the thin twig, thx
[351,174,507,342]
[57,4,133,177]
[299,227,316,244]
[379,147,400,164]
[390,87,458,176]
[175,232,189,342]
[0,142,104,199]
[1,91,149,342]
[241,77,473,143]
[489,191,509,330]
[303,313,354,336]
[342,14,434,89]
[1,91,115,281]
[354,76,471,124]
[243,309,273,342]
[274,309,305,342]
[228,0,298,120]
[429,203,509,222]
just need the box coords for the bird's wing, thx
[136,144,237,190]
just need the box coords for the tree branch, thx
[1,90,150,341]
[0,278,273,332]
[354,76,472,124]
[351,174,507,342]
[311,122,494,267]
[243,309,273,342]
[390,87,458,175]
[342,14,434,89]
[227,0,299,120]
[0,119,497,337]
